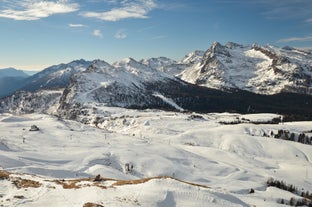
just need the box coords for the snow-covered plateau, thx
[0,110,311,207]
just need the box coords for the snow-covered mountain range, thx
[3,42,312,98]
[1,42,312,122]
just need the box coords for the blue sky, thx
[0,0,312,71]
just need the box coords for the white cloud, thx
[93,29,103,38]
[306,18,312,23]
[278,35,312,43]
[0,0,79,21]
[82,0,157,21]
[115,29,127,39]
[69,23,86,27]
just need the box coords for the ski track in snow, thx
[153,92,184,112]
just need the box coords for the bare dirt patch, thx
[12,178,41,188]
[83,202,104,207]
[0,170,10,180]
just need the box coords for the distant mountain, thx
[0,68,30,98]
[180,42,312,95]
[0,68,29,78]
[139,57,186,76]
[139,52,205,77]
[23,70,38,76]
[20,59,92,92]
[0,60,91,98]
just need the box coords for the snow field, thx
[0,111,311,206]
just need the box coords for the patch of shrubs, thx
[273,130,312,145]
[279,197,312,206]
[267,178,312,206]
[219,117,282,125]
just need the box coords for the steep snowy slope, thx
[180,42,312,95]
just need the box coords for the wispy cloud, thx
[93,29,103,38]
[151,35,166,40]
[115,29,127,39]
[81,0,157,21]
[217,0,312,20]
[87,0,117,4]
[263,1,312,20]
[277,35,312,43]
[0,0,79,21]
[69,23,86,27]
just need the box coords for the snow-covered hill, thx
[180,42,312,95]
[0,111,311,206]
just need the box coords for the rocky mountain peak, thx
[181,50,204,65]
[140,57,177,71]
[225,42,244,49]
[85,60,113,73]
[113,57,143,69]
[209,41,231,57]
